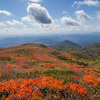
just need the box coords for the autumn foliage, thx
[0,76,87,100]
[83,74,100,87]
[0,43,100,100]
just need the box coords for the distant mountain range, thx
[0,37,58,47]
[0,32,100,47]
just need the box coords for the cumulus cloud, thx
[0,10,12,16]
[72,0,100,7]
[29,0,42,2]
[97,11,100,21]
[22,16,32,22]
[60,17,80,26]
[6,20,23,25]
[27,3,52,24]
[75,10,91,22]
[0,22,6,26]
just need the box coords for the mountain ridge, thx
[52,40,81,51]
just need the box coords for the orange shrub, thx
[83,74,100,87]
[65,82,86,96]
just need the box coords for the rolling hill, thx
[52,40,81,51]
[0,43,100,100]
[78,43,100,60]
[0,43,87,66]
[64,48,91,60]
[52,40,100,60]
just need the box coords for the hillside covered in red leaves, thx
[0,43,100,100]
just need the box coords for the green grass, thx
[44,70,75,76]
[33,71,42,75]
[43,61,53,63]
[63,77,69,85]
[53,76,61,80]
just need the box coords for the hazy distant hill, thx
[0,32,100,47]
[52,40,81,51]
[30,38,58,47]
[0,37,58,47]
[53,32,100,46]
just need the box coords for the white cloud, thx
[97,11,100,21]
[75,10,91,22]
[60,17,80,26]
[83,25,100,32]
[6,20,23,25]
[21,16,32,22]
[73,0,100,7]
[29,0,42,2]
[0,22,6,26]
[3,28,15,32]
[27,3,52,24]
[1,24,100,36]
[0,10,12,16]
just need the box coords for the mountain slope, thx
[78,43,100,60]
[65,48,91,60]
[0,43,100,100]
[52,40,100,60]
[52,40,81,51]
[0,43,87,66]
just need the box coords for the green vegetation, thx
[40,44,47,48]
[33,71,42,75]
[0,56,12,61]
[51,50,88,66]
[94,86,100,92]
[95,71,100,73]
[53,76,61,80]
[51,51,59,56]
[53,40,81,51]
[65,48,90,60]
[44,70,75,76]
[43,61,52,63]
[78,43,100,60]
[15,49,31,56]
[53,40,100,60]
[63,77,69,85]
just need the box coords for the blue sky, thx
[0,0,100,37]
